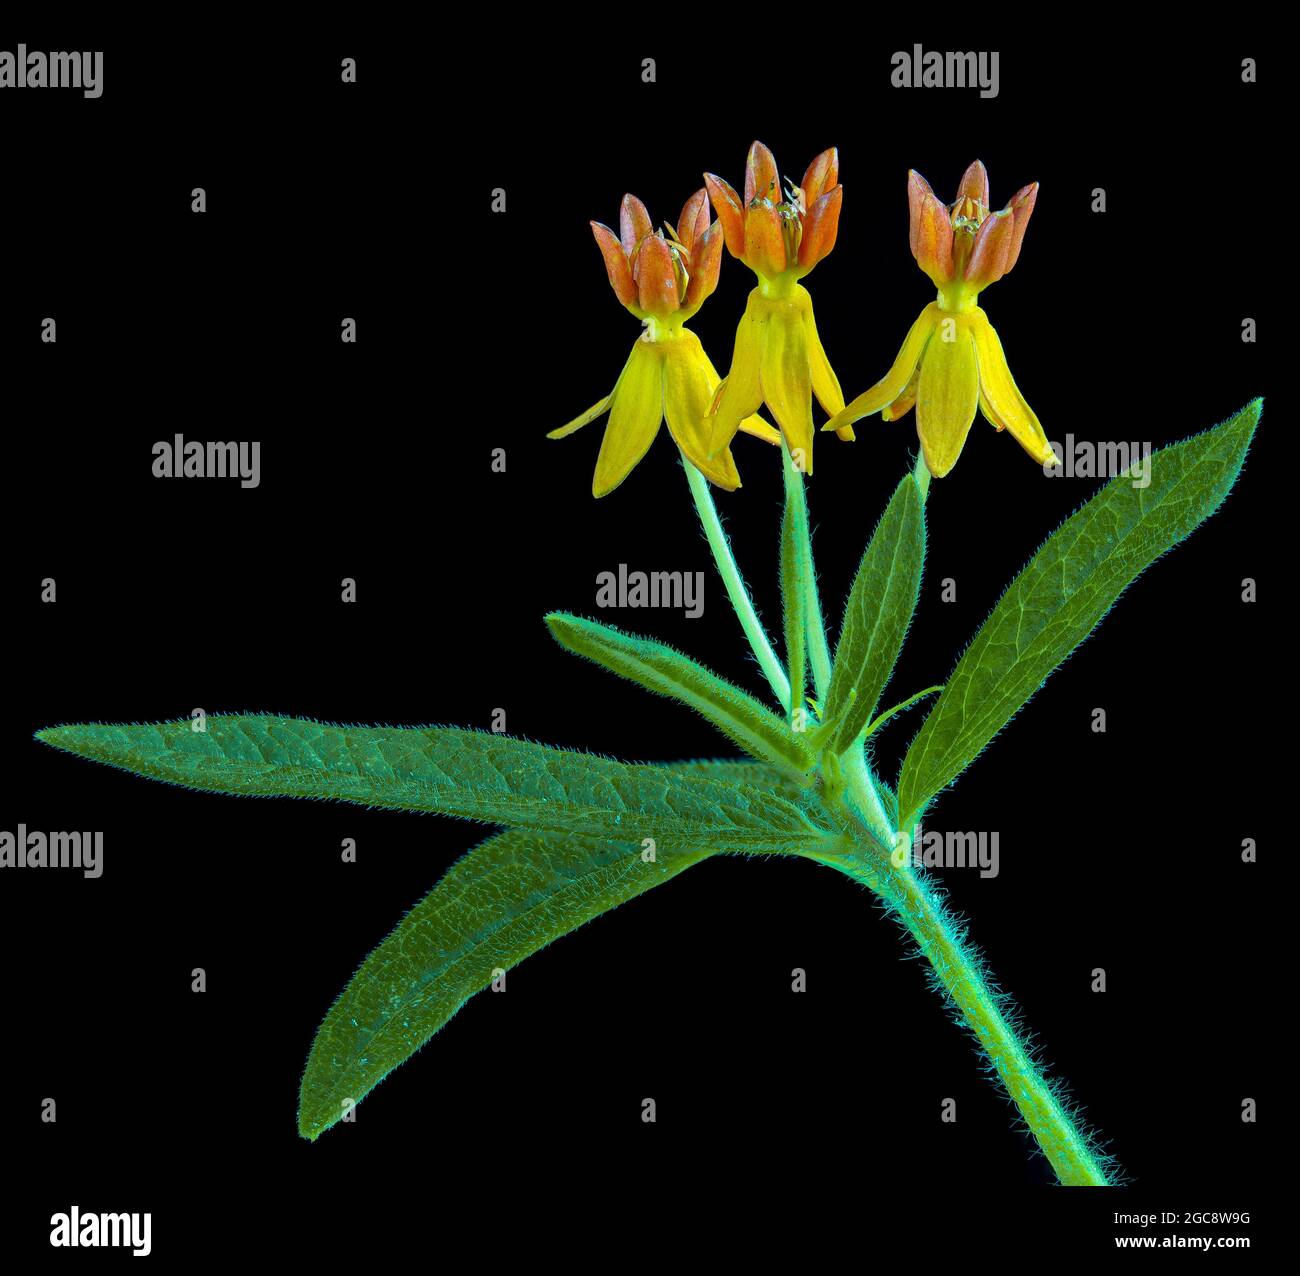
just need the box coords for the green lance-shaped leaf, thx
[35,715,833,853]
[899,399,1261,830]
[824,473,926,754]
[670,757,814,804]
[299,756,840,1140]
[545,614,816,776]
[299,823,716,1140]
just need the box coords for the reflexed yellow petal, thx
[916,314,980,477]
[738,415,781,445]
[978,385,1006,431]
[662,332,741,490]
[804,299,844,417]
[709,295,766,455]
[593,338,664,497]
[759,301,814,472]
[968,308,1056,466]
[548,394,612,439]
[881,365,920,422]
[695,343,779,446]
[823,303,939,432]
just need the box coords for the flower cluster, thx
[552,148,1050,492]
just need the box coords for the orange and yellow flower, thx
[549,190,778,497]
[824,161,1055,478]
[704,142,855,475]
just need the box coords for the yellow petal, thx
[709,294,766,455]
[916,314,980,478]
[739,415,781,445]
[548,394,611,439]
[978,385,1005,431]
[881,365,920,422]
[968,308,1056,466]
[823,303,939,433]
[759,299,814,473]
[662,332,741,490]
[805,299,855,441]
[695,341,780,446]
[804,300,844,416]
[592,338,664,497]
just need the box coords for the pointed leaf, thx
[545,613,816,776]
[300,754,850,1140]
[899,400,1261,829]
[825,474,926,753]
[299,825,716,1139]
[35,715,833,853]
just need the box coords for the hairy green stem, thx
[840,738,896,851]
[913,449,931,504]
[882,864,1112,1186]
[684,460,791,711]
[828,761,1110,1186]
[778,445,808,724]
[781,445,833,701]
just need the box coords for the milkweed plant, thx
[36,143,1260,1185]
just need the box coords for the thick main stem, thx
[840,737,896,851]
[831,753,1109,1186]
[684,460,791,711]
[692,435,1104,1183]
[880,861,1111,1186]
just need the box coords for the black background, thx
[1,27,1277,1260]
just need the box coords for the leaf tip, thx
[34,724,77,752]
[544,611,584,646]
[297,1114,324,1142]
